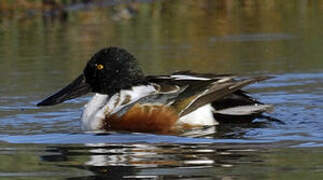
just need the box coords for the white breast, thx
[81,85,157,131]
[81,94,109,131]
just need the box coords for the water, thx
[0,0,323,179]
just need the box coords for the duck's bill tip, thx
[37,74,91,107]
[37,100,53,106]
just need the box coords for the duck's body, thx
[38,47,273,134]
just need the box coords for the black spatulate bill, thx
[37,74,92,106]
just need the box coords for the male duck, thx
[38,47,273,134]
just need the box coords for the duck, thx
[37,47,273,134]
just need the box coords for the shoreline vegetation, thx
[0,0,153,22]
[0,0,92,11]
[2,0,323,21]
[0,0,100,19]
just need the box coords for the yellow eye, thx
[96,64,104,70]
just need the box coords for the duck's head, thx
[37,47,145,106]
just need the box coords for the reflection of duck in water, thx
[41,143,240,179]
[84,143,176,167]
[38,47,273,134]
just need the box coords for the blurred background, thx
[1,0,323,102]
[0,0,323,179]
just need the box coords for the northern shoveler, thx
[37,47,273,134]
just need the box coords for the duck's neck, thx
[101,74,147,96]
[86,67,147,96]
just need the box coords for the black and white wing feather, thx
[147,71,273,118]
